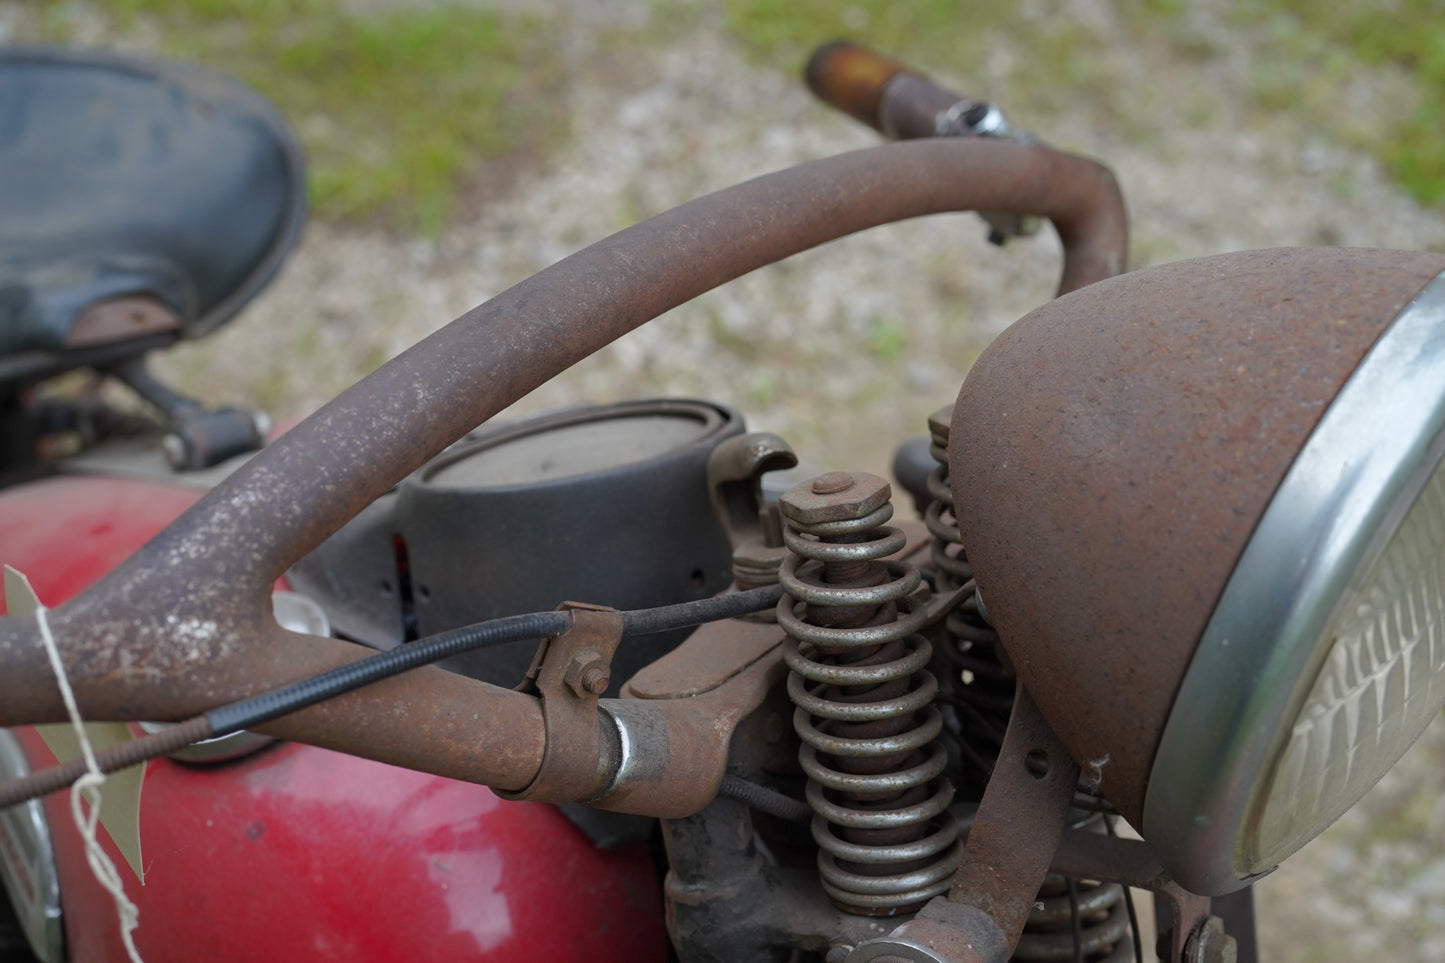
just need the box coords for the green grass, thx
[1138,0,1445,207]
[719,0,1109,123]
[725,0,1445,209]
[867,317,906,364]
[1249,0,1445,206]
[26,0,568,234]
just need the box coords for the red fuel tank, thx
[0,474,666,962]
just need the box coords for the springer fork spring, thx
[925,404,1014,789]
[1013,875,1133,962]
[926,406,1134,961]
[777,471,961,916]
[923,404,972,590]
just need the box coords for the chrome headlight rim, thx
[1143,269,1445,896]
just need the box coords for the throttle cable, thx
[0,584,784,810]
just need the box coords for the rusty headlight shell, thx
[1144,271,1445,895]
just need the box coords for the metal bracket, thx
[845,899,1009,963]
[1052,829,1224,963]
[708,432,798,603]
[847,684,1079,963]
[497,602,623,803]
[707,431,797,547]
[846,680,1231,963]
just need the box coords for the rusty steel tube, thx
[0,139,1125,793]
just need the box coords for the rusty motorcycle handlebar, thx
[0,136,1126,811]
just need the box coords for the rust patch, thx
[950,246,1445,823]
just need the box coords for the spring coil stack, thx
[777,470,961,916]
[928,405,1133,961]
[1014,875,1134,963]
[923,405,1014,791]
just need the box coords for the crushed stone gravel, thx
[5,3,1445,959]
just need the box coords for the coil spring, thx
[778,472,961,916]
[923,405,972,591]
[924,405,1014,790]
[927,408,1133,961]
[1013,875,1133,962]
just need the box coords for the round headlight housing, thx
[948,247,1445,898]
[1145,269,1445,892]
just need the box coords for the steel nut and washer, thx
[780,471,892,524]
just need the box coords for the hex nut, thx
[927,404,953,445]
[564,651,610,698]
[1186,916,1237,963]
[779,471,891,526]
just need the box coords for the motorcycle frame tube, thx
[0,138,1125,798]
[1144,269,1445,895]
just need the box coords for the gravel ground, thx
[7,2,1445,959]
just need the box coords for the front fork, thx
[664,409,1251,963]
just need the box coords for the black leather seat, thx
[0,46,306,381]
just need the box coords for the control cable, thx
[0,584,784,810]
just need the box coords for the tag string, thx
[35,605,144,963]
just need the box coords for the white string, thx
[35,605,145,963]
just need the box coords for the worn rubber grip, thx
[805,41,962,139]
[804,41,908,131]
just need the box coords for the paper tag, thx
[4,566,146,885]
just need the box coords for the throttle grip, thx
[805,41,967,140]
[806,41,1041,245]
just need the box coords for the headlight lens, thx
[1145,269,1445,895]
[1247,459,1445,873]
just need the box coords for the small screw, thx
[564,652,610,697]
[812,471,856,495]
[580,665,609,695]
[161,433,188,469]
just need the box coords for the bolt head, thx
[779,472,891,526]
[161,433,189,469]
[1187,917,1237,963]
[811,471,856,494]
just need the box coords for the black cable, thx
[207,610,569,735]
[620,584,783,635]
[718,774,812,825]
[209,584,786,736]
[0,586,788,812]
[1066,877,1085,963]
[1106,815,1145,963]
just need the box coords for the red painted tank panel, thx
[1,475,667,962]
[0,474,202,604]
[16,733,666,963]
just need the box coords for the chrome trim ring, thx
[0,730,63,963]
[1144,268,1445,895]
